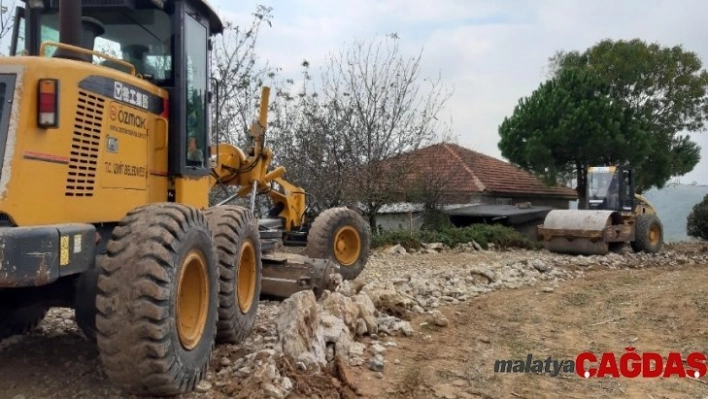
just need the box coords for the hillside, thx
[571,184,708,242]
[643,184,708,242]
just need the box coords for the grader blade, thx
[260,252,339,300]
[537,209,633,256]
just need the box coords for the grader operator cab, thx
[537,165,664,256]
[0,0,370,396]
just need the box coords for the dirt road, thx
[346,260,708,399]
[1,244,707,399]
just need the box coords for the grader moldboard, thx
[537,165,664,256]
[0,0,370,396]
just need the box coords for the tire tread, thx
[95,203,218,396]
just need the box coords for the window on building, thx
[496,198,512,206]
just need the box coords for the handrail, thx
[38,41,136,76]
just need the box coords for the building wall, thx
[378,210,546,241]
[376,212,424,232]
[376,193,573,233]
[480,194,572,210]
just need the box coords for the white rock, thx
[352,293,378,335]
[262,383,285,399]
[196,380,212,393]
[355,318,368,336]
[320,292,361,330]
[371,343,386,355]
[349,342,365,357]
[281,377,293,391]
[277,290,326,366]
[385,244,407,255]
[430,310,449,327]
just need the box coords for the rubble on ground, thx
[8,242,708,398]
[179,242,708,398]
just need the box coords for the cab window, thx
[184,13,208,167]
[15,6,174,83]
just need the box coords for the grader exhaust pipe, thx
[53,0,105,62]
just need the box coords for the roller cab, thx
[586,165,635,213]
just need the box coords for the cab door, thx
[619,167,635,212]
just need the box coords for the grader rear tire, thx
[631,213,664,253]
[95,203,219,396]
[306,207,370,280]
[204,205,262,345]
[0,303,48,341]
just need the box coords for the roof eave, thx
[484,190,578,200]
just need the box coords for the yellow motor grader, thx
[537,165,664,256]
[0,0,370,396]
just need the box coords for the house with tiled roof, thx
[375,143,578,236]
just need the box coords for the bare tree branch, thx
[266,34,453,229]
[210,4,276,147]
[0,1,17,55]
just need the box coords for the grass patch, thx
[604,293,631,309]
[693,297,708,313]
[372,224,542,251]
[561,292,591,307]
[508,340,531,359]
[614,274,642,286]
[401,367,422,390]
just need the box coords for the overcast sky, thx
[211,0,708,185]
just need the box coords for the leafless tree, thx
[210,4,276,147]
[263,35,454,230]
[208,5,280,209]
[310,34,454,230]
[208,27,454,231]
[265,62,353,216]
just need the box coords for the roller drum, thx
[540,210,620,256]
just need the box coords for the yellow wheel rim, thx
[238,240,257,313]
[333,226,361,266]
[649,224,660,245]
[176,250,209,351]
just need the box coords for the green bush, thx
[687,194,708,240]
[371,229,426,250]
[372,224,541,251]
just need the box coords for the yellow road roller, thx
[537,165,663,256]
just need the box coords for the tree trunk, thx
[368,212,378,235]
[576,162,587,209]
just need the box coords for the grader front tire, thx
[204,205,262,345]
[306,207,371,280]
[95,203,219,396]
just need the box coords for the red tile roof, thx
[393,143,578,199]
